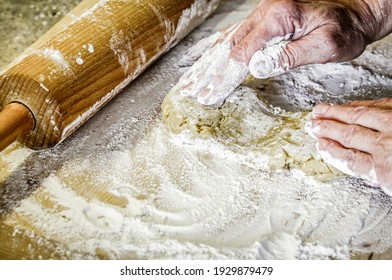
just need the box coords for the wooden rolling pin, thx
[0,0,220,150]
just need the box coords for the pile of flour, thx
[6,117,392,259]
[2,0,392,260]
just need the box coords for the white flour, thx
[2,0,392,260]
[0,144,32,175]
[8,120,392,259]
[249,34,292,79]
[36,48,73,75]
[176,23,250,106]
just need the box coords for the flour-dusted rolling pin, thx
[0,0,220,150]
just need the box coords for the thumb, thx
[249,29,338,79]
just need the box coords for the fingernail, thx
[313,104,330,117]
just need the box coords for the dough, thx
[162,77,344,181]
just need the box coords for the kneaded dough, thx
[161,78,344,181]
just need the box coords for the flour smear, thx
[8,119,392,260]
[2,0,392,260]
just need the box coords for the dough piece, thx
[162,80,344,181]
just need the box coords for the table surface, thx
[1,0,392,260]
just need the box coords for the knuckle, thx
[234,41,253,63]
[343,150,356,170]
[367,109,392,128]
[231,35,241,46]
[231,48,246,63]
[279,45,295,70]
[320,31,341,60]
[348,106,368,123]
[342,124,359,147]
[320,5,368,59]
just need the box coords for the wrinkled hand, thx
[176,23,250,106]
[178,0,391,106]
[231,0,391,77]
[306,99,392,196]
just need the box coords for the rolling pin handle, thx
[0,103,35,151]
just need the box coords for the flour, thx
[2,0,392,260]
[198,58,249,105]
[109,30,132,74]
[0,143,32,177]
[36,48,72,75]
[7,120,392,260]
[87,44,94,53]
[176,22,250,106]
[249,34,292,79]
[316,145,379,191]
[39,83,49,92]
[75,54,84,65]
[177,25,293,105]
[171,0,221,47]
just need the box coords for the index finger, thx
[313,104,392,132]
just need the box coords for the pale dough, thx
[161,77,343,181]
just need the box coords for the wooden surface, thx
[0,103,34,151]
[0,0,216,150]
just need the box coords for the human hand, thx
[175,23,250,106]
[231,0,392,79]
[305,99,392,196]
[178,0,391,106]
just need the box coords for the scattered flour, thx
[39,83,49,92]
[87,44,94,53]
[171,0,221,47]
[176,22,249,106]
[6,120,392,260]
[75,53,84,65]
[1,0,392,260]
[109,30,132,74]
[35,48,72,75]
[0,143,32,182]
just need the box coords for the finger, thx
[177,40,229,97]
[316,138,377,183]
[305,119,381,154]
[197,59,249,106]
[348,98,392,109]
[231,9,263,47]
[229,0,315,64]
[248,28,339,79]
[248,40,290,79]
[313,104,392,132]
[178,23,243,97]
[230,21,293,64]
